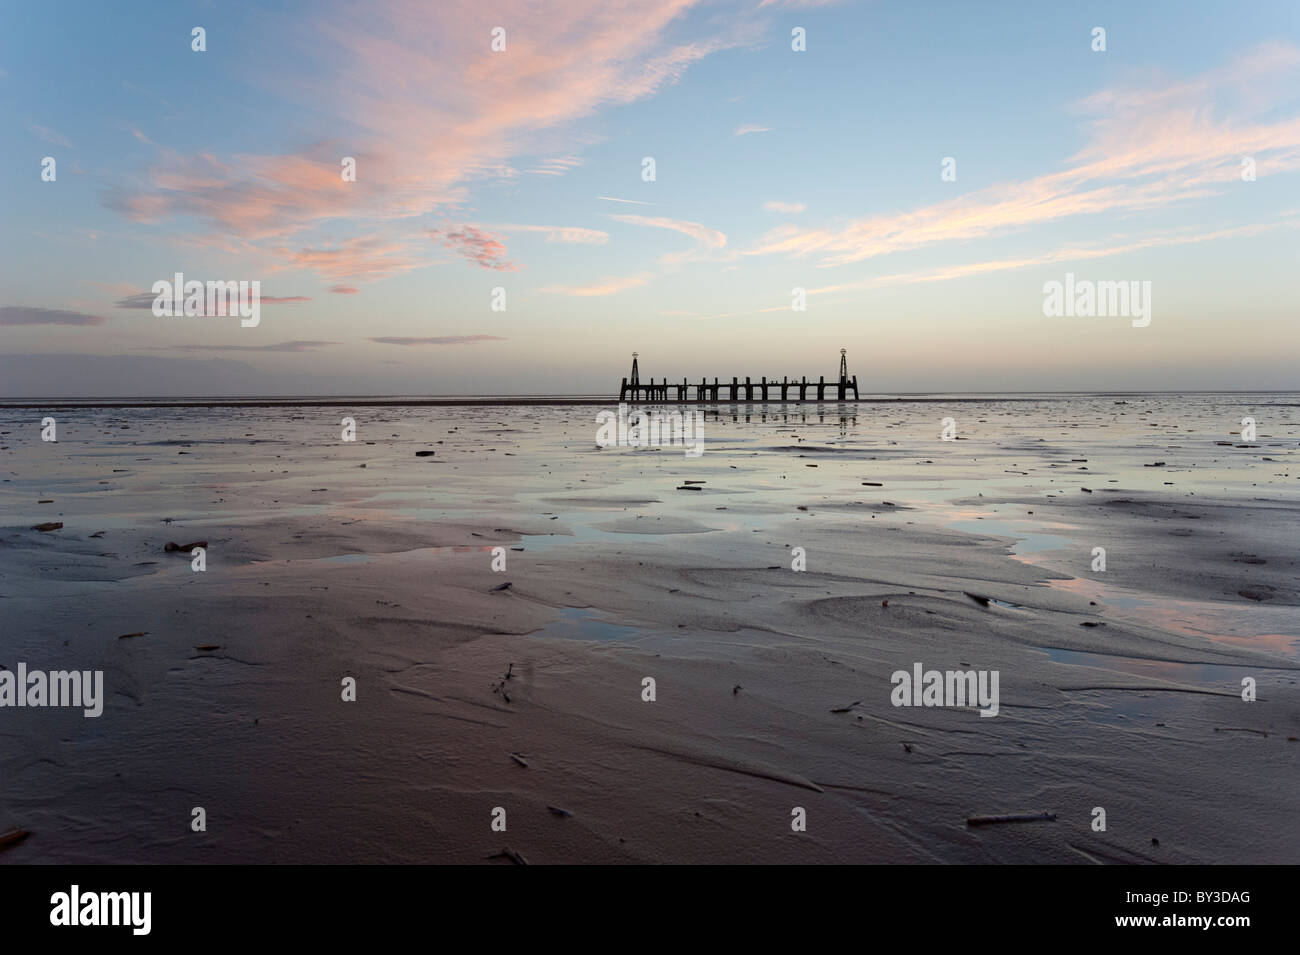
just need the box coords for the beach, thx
[0,393,1296,864]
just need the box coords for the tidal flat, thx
[0,393,1296,863]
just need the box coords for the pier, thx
[618,349,860,402]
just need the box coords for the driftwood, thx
[164,540,207,552]
[966,811,1057,826]
[0,828,30,850]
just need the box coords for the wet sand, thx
[0,394,1296,863]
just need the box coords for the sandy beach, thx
[0,393,1296,864]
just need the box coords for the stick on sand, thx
[966,812,1057,826]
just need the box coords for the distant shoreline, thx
[0,391,1294,410]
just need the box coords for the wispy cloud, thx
[272,237,426,280]
[488,223,609,244]
[114,293,162,310]
[114,292,309,309]
[330,285,360,294]
[31,124,72,148]
[735,124,771,136]
[430,226,518,271]
[167,340,341,352]
[0,306,105,326]
[763,200,805,214]
[369,335,506,345]
[541,273,651,296]
[597,195,652,205]
[803,218,1300,296]
[748,43,1300,267]
[525,156,584,176]
[99,0,752,279]
[607,213,727,263]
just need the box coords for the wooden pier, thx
[618,349,860,402]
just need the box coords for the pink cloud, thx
[430,226,517,271]
[488,223,609,244]
[607,213,728,264]
[802,219,1300,297]
[747,43,1300,267]
[99,0,754,280]
[608,214,726,249]
[271,237,426,280]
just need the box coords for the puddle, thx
[527,607,645,642]
[1034,646,1256,683]
[947,518,1073,557]
[1049,577,1300,660]
[520,525,683,553]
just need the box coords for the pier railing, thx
[618,374,860,402]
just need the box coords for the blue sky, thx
[2,0,1298,396]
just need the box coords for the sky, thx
[1,0,1298,396]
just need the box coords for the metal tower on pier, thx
[838,348,859,400]
[619,352,641,401]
